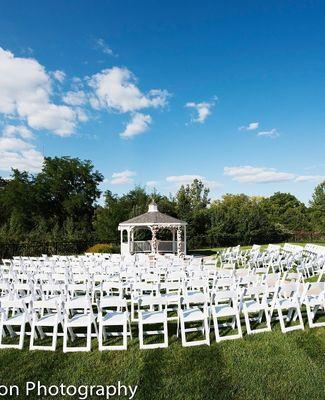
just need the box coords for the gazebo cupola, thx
[118,200,187,256]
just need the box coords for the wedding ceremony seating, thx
[0,242,324,351]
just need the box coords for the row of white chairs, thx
[219,243,325,278]
[0,279,323,351]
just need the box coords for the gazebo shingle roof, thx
[120,211,186,225]
[119,201,186,225]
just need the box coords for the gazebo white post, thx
[131,228,134,253]
[128,227,131,254]
[184,225,187,255]
[172,228,176,254]
[176,226,183,258]
[120,229,123,249]
[151,225,158,255]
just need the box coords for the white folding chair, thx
[240,285,271,335]
[0,299,29,349]
[63,296,97,352]
[211,289,242,342]
[274,283,304,333]
[179,293,210,347]
[303,282,325,328]
[97,297,131,351]
[30,297,63,351]
[138,296,168,349]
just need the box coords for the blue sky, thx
[0,1,324,203]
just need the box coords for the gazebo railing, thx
[131,241,152,253]
[130,240,184,253]
[158,240,174,253]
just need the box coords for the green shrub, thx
[86,243,120,254]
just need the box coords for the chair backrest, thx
[278,282,301,299]
[138,295,167,311]
[0,298,27,314]
[213,289,238,306]
[242,284,268,304]
[32,297,61,312]
[181,292,209,307]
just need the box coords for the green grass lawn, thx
[0,323,324,400]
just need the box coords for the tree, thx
[34,157,103,233]
[175,179,210,248]
[208,194,283,246]
[260,192,310,233]
[309,181,325,233]
[0,170,36,238]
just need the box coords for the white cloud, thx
[257,128,279,138]
[110,170,136,185]
[0,47,78,136]
[225,166,325,184]
[295,175,325,183]
[146,180,158,187]
[94,38,116,57]
[224,166,295,183]
[185,100,215,123]
[75,108,88,122]
[88,67,169,113]
[0,136,43,172]
[166,175,220,189]
[239,122,259,131]
[3,125,34,140]
[120,113,151,139]
[52,70,66,83]
[63,90,87,106]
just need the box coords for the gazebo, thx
[118,201,187,256]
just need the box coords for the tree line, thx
[0,157,324,251]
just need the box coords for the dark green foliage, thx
[309,181,325,233]
[0,159,323,249]
[0,157,103,243]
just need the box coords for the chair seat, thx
[161,293,180,303]
[141,310,165,324]
[214,304,237,317]
[182,307,205,322]
[101,311,127,325]
[243,300,265,313]
[277,299,297,309]
[35,313,59,326]
[67,313,92,327]
[306,297,324,307]
[3,313,26,325]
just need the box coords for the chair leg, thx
[180,318,187,346]
[51,324,58,351]
[29,322,36,350]
[213,316,221,342]
[128,320,133,340]
[203,318,210,345]
[0,322,4,347]
[86,324,92,352]
[18,324,25,350]
[244,310,252,334]
[138,319,144,349]
[123,321,128,350]
[93,321,99,339]
[163,321,168,348]
[63,324,68,353]
[98,322,103,351]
